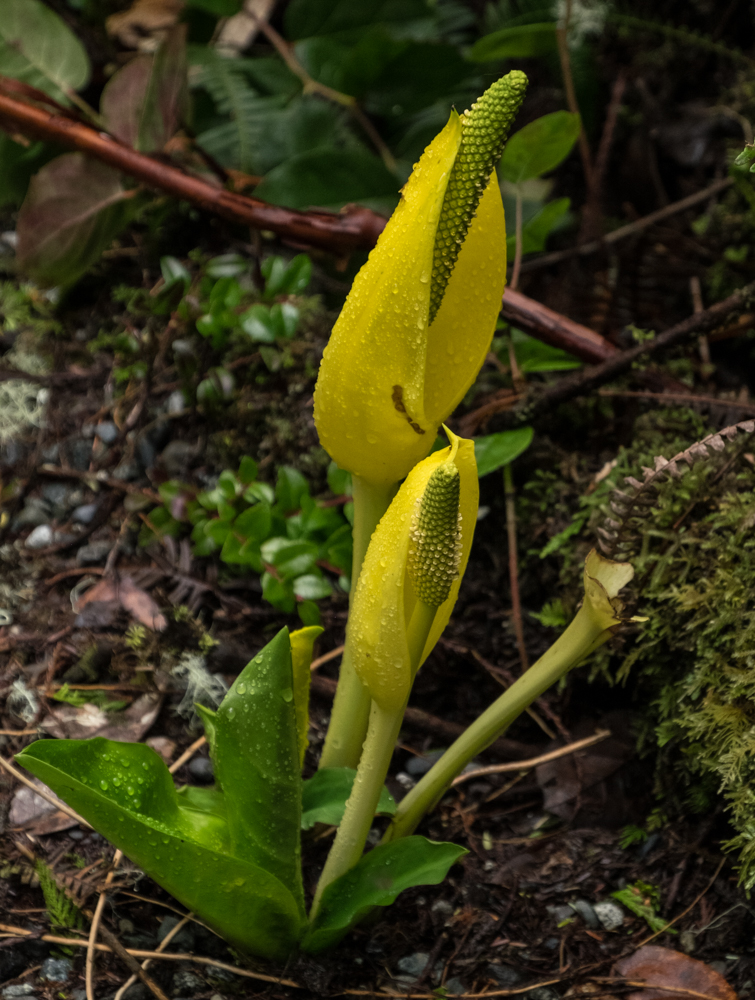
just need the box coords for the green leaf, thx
[470,23,558,63]
[16,738,303,960]
[506,197,571,256]
[262,538,318,579]
[303,837,467,953]
[298,601,321,627]
[276,466,310,513]
[261,572,296,612]
[16,155,133,287]
[238,455,258,485]
[474,428,534,477]
[240,304,276,343]
[254,148,400,213]
[263,253,312,296]
[206,253,247,278]
[301,768,396,830]
[293,573,332,600]
[611,884,677,935]
[510,329,581,373]
[0,0,90,104]
[209,627,305,911]
[284,0,429,39]
[327,462,352,497]
[501,112,581,184]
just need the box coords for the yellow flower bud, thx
[349,430,479,712]
[314,73,527,487]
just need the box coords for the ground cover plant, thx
[1,0,755,997]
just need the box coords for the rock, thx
[546,904,574,924]
[445,978,466,995]
[166,390,187,414]
[593,900,625,931]
[111,459,140,481]
[488,964,521,988]
[431,898,454,921]
[396,953,429,979]
[188,756,214,783]
[95,422,119,445]
[158,915,195,952]
[405,749,444,777]
[572,898,599,929]
[73,503,98,525]
[41,483,71,512]
[160,440,196,477]
[76,541,113,566]
[68,438,93,471]
[136,434,156,470]
[40,443,59,464]
[543,936,560,950]
[119,984,147,1000]
[172,339,194,357]
[13,498,52,528]
[39,957,73,982]
[171,966,204,996]
[25,524,53,549]
[2,985,36,997]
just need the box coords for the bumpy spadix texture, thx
[407,464,462,607]
[314,72,527,487]
[350,431,478,712]
[430,70,527,324]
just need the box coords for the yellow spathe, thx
[349,431,479,712]
[313,115,507,487]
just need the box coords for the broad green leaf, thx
[261,572,296,612]
[232,502,272,541]
[254,148,400,213]
[210,627,304,911]
[470,23,558,63]
[302,837,467,953]
[16,155,133,287]
[16,738,302,960]
[301,768,396,830]
[501,112,581,184]
[363,42,472,118]
[263,253,312,297]
[284,0,429,39]
[327,462,352,497]
[206,253,247,278]
[506,197,571,256]
[0,0,90,104]
[290,625,322,766]
[276,466,310,513]
[270,302,300,338]
[293,573,332,600]
[262,538,318,579]
[474,427,534,477]
[238,455,258,485]
[511,329,581,373]
[240,304,276,343]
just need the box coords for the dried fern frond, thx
[598,419,755,558]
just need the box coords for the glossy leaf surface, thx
[474,427,533,477]
[302,836,467,952]
[301,768,396,830]
[16,738,302,960]
[500,111,581,184]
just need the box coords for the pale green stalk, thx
[382,600,620,843]
[319,476,396,770]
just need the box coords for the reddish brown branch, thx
[0,90,386,254]
[501,287,618,363]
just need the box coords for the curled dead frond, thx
[598,420,755,558]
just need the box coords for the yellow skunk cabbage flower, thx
[314,72,527,487]
[349,431,478,712]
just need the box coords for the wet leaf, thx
[613,945,737,1000]
[301,767,396,830]
[0,0,90,104]
[17,155,133,287]
[16,737,303,960]
[470,23,558,63]
[302,836,467,953]
[501,111,582,184]
[474,427,533,477]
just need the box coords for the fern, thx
[611,13,755,67]
[35,859,85,930]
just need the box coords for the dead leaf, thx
[41,692,162,741]
[146,735,175,762]
[107,0,184,51]
[613,945,737,1000]
[75,575,166,631]
[9,778,77,834]
[74,600,122,629]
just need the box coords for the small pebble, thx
[396,953,429,979]
[39,956,73,982]
[445,978,466,995]
[572,898,600,929]
[158,915,195,952]
[1,985,36,998]
[161,440,196,476]
[68,438,93,470]
[431,898,454,921]
[40,442,59,464]
[171,967,204,995]
[405,749,444,777]
[41,483,71,509]
[111,460,141,481]
[546,904,574,924]
[488,964,521,988]
[72,503,98,525]
[25,524,53,549]
[188,756,214,783]
[593,900,625,931]
[136,435,156,470]
[14,498,52,528]
[95,421,119,445]
[76,541,113,567]
[166,389,187,414]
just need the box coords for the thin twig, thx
[521,176,734,272]
[310,643,344,671]
[114,912,194,1000]
[597,388,755,414]
[86,850,124,1000]
[501,288,618,363]
[0,755,91,828]
[635,857,726,947]
[556,0,592,188]
[168,735,207,774]
[452,729,610,786]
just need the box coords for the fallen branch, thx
[0,90,386,255]
[501,280,755,426]
[501,288,618,363]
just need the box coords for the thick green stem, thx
[382,604,614,842]
[319,476,395,770]
[310,699,403,918]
